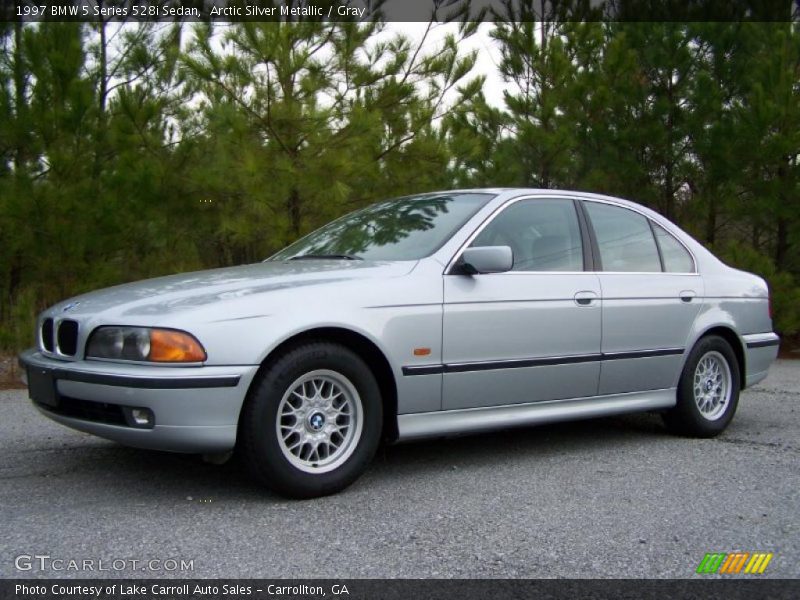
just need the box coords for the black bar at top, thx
[2,0,797,24]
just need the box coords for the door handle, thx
[574,291,598,306]
[679,290,696,303]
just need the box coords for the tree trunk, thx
[538,14,551,189]
[7,20,28,309]
[13,19,26,172]
[98,17,108,115]
[774,160,791,270]
[775,217,788,271]
[287,187,302,240]
[663,72,675,220]
[93,16,108,183]
[663,161,674,220]
[705,194,716,244]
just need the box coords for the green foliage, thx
[0,18,480,349]
[0,17,799,349]
[179,19,476,261]
[446,18,799,337]
[715,242,800,336]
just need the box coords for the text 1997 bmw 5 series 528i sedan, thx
[20,189,780,497]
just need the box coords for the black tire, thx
[239,341,382,498]
[662,335,740,438]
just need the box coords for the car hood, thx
[47,260,417,319]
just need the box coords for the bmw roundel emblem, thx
[62,301,81,312]
[309,413,325,431]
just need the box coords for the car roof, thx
[416,188,651,211]
[422,187,629,199]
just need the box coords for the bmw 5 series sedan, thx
[20,189,780,498]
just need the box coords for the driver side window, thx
[471,199,584,272]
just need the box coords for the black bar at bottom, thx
[2,579,799,600]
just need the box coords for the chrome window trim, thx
[595,271,700,276]
[471,270,701,277]
[446,192,699,275]
[579,197,698,274]
[649,219,698,275]
[444,194,589,275]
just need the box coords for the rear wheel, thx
[239,342,382,498]
[663,335,740,437]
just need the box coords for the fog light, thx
[127,407,154,428]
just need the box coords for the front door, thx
[442,198,602,410]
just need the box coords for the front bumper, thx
[18,348,259,453]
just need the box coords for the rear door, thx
[581,200,704,394]
[442,197,602,410]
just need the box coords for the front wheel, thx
[662,335,741,437]
[239,342,382,498]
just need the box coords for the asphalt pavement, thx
[1,361,798,579]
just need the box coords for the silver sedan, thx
[19,189,780,497]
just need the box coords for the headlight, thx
[86,327,206,363]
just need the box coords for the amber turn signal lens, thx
[149,329,206,362]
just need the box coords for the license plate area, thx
[27,367,59,408]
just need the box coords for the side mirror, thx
[455,246,513,275]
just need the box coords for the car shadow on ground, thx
[40,411,674,502]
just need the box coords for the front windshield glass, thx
[270,192,495,261]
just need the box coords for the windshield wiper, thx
[289,254,363,261]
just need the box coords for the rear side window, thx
[585,202,661,272]
[472,199,584,271]
[653,223,694,273]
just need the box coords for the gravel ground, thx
[0,361,798,579]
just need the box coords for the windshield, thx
[270,192,495,261]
